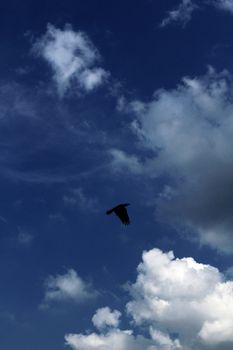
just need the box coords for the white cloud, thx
[65,248,233,349]
[127,248,233,348]
[41,269,97,307]
[92,307,121,330]
[33,24,109,96]
[65,329,157,350]
[79,68,108,91]
[116,96,146,115]
[160,0,198,27]
[109,149,144,175]
[150,329,182,350]
[66,315,181,350]
[119,68,233,253]
[160,0,233,27]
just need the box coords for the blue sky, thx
[1,1,233,349]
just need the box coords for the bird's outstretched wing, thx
[106,203,130,225]
[115,206,130,225]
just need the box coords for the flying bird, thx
[106,203,130,225]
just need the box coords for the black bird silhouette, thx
[106,203,130,225]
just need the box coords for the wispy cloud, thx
[63,187,99,212]
[214,0,233,13]
[160,0,198,27]
[0,81,36,121]
[33,24,109,96]
[17,230,33,245]
[0,311,16,323]
[0,79,111,184]
[160,0,233,27]
[109,149,145,175]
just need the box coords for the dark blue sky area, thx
[1,0,233,94]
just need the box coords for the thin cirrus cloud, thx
[40,268,98,308]
[63,187,99,212]
[0,78,111,184]
[160,0,198,27]
[33,24,109,96]
[113,68,233,254]
[160,0,233,27]
[65,248,233,350]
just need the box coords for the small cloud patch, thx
[33,24,109,96]
[41,268,98,308]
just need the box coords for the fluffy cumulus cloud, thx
[160,0,198,27]
[41,269,97,307]
[66,307,156,350]
[115,68,233,253]
[33,24,109,96]
[65,248,233,350]
[65,329,158,350]
[127,248,233,349]
[92,307,121,330]
[66,306,180,350]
